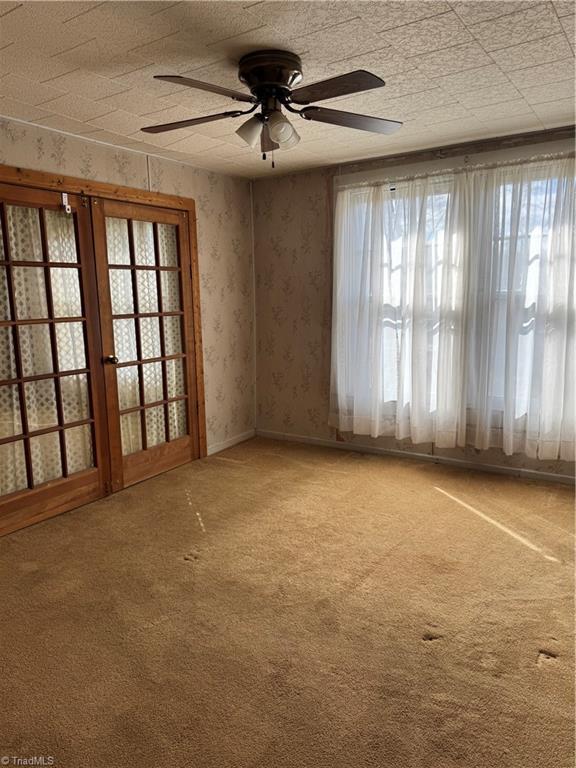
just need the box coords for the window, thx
[330,157,575,461]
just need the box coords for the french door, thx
[0,183,202,536]
[0,184,108,533]
[91,199,199,491]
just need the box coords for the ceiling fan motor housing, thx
[238,50,303,105]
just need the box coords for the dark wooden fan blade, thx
[261,124,279,154]
[141,110,243,134]
[300,107,402,135]
[154,75,256,103]
[290,70,384,105]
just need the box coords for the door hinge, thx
[80,195,89,207]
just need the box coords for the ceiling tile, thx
[325,46,414,78]
[432,64,510,94]
[468,4,563,52]
[355,1,451,32]
[0,3,21,18]
[88,110,143,135]
[416,103,474,125]
[508,57,576,89]
[457,81,523,109]
[414,42,492,78]
[293,19,386,62]
[40,93,114,122]
[521,79,575,105]
[47,70,130,101]
[0,74,66,106]
[380,11,472,57]
[451,2,538,26]
[99,89,183,118]
[553,1,575,17]
[152,2,263,46]
[160,133,228,154]
[471,99,535,120]
[251,1,357,39]
[531,97,575,119]
[0,43,78,82]
[489,33,574,71]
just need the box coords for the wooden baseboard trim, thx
[207,429,256,456]
[255,430,574,485]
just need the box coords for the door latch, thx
[61,193,72,214]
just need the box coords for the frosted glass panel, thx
[6,205,43,261]
[113,319,137,362]
[25,379,58,431]
[121,412,142,455]
[166,358,185,397]
[66,424,93,474]
[145,405,165,447]
[13,267,48,319]
[31,431,62,485]
[51,268,82,317]
[140,316,161,359]
[109,269,134,315]
[0,327,17,381]
[60,374,90,423]
[133,220,155,265]
[136,270,158,313]
[117,366,140,410]
[106,217,130,265]
[0,441,27,495]
[56,322,86,372]
[45,210,77,262]
[163,315,182,355]
[158,224,178,267]
[143,361,163,404]
[0,271,10,321]
[20,324,53,377]
[0,384,22,439]
[168,399,187,440]
[161,271,180,311]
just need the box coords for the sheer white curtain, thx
[330,157,575,461]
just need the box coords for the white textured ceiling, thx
[0,0,574,178]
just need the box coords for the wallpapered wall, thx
[0,117,254,453]
[252,160,574,477]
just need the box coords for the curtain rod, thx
[336,151,575,191]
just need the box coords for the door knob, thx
[104,355,119,364]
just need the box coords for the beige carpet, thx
[0,437,573,768]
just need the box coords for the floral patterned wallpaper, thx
[0,117,254,453]
[253,162,574,477]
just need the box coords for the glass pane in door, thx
[105,216,189,457]
[0,201,95,498]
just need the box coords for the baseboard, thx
[255,429,575,485]
[207,429,256,456]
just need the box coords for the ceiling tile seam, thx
[324,44,397,66]
[373,4,455,32]
[484,32,574,69]
[286,15,364,43]
[61,2,106,24]
[48,38,97,59]
[374,8,460,36]
[125,30,188,56]
[0,4,21,19]
[404,38,487,65]
[469,20,565,54]
[448,1,540,28]
[40,68,82,85]
[148,2,182,18]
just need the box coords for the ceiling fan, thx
[141,50,402,161]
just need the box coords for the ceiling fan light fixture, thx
[267,110,297,145]
[235,114,263,148]
[279,126,301,149]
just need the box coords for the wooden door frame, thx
[0,164,207,537]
